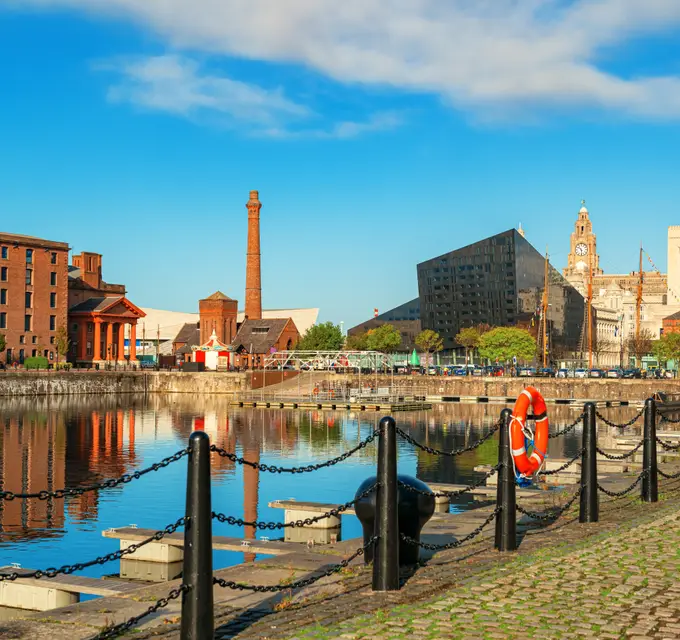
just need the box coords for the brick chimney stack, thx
[245,190,262,320]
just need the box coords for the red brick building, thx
[0,232,70,365]
[199,291,238,345]
[67,252,145,365]
[662,311,680,336]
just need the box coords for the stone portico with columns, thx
[68,296,145,365]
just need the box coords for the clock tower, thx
[563,200,602,277]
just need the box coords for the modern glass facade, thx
[347,298,421,351]
[417,230,585,354]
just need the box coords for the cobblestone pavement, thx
[273,490,680,639]
[201,477,680,640]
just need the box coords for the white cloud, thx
[98,55,308,127]
[9,0,680,119]
[95,54,402,136]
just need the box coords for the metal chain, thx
[397,465,501,498]
[597,470,647,497]
[659,414,680,425]
[656,436,680,451]
[516,487,583,521]
[548,413,585,439]
[395,420,502,457]
[536,449,584,476]
[400,508,499,550]
[595,408,645,429]
[0,449,189,501]
[210,430,378,473]
[212,485,377,529]
[0,517,187,582]
[90,584,188,640]
[658,467,680,479]
[596,440,644,460]
[213,537,376,592]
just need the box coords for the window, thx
[50,315,56,331]
[50,292,56,308]
[31,349,37,357]
[25,269,32,285]
[0,312,5,329]
[24,314,32,331]
[32,336,37,344]
[252,327,270,334]
[26,249,33,264]
[72,323,78,332]
[19,335,25,344]
[51,252,57,264]
[19,349,24,363]
[25,292,32,308]
[1,247,7,259]
[44,350,48,358]
[50,336,55,344]
[0,289,5,305]
[1,267,7,281]
[50,272,57,286]
[6,348,11,362]
[87,323,93,333]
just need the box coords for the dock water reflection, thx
[0,395,643,577]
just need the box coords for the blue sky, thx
[2,1,680,329]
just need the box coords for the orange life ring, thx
[510,386,549,476]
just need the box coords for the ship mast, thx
[542,247,549,368]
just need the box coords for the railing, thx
[1,396,677,639]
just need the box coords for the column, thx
[117,322,126,362]
[129,323,137,361]
[79,321,88,361]
[106,322,113,361]
[94,320,102,361]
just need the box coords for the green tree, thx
[365,324,402,353]
[55,326,70,364]
[478,327,536,364]
[345,332,369,351]
[296,322,344,351]
[653,332,680,367]
[416,329,444,370]
[0,333,5,358]
[455,327,482,364]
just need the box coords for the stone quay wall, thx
[0,371,247,396]
[0,370,676,399]
[334,374,679,401]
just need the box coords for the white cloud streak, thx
[8,0,680,119]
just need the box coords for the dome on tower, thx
[579,199,588,214]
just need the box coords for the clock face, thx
[575,243,588,256]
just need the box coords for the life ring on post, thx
[510,386,549,478]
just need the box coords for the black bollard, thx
[494,408,516,552]
[355,475,434,567]
[180,431,214,640]
[642,397,658,503]
[579,402,599,522]
[373,416,399,591]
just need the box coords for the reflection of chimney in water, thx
[243,445,260,563]
[128,409,136,460]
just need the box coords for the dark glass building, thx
[417,230,584,355]
[347,298,421,351]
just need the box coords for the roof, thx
[237,308,319,336]
[231,318,294,354]
[0,232,69,251]
[194,331,230,352]
[664,311,680,321]
[69,296,146,317]
[174,322,200,345]
[69,296,123,313]
[202,291,235,301]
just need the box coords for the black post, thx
[373,416,399,591]
[181,431,214,640]
[642,397,658,503]
[494,408,516,552]
[579,402,599,523]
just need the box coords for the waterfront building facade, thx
[0,232,69,365]
[417,230,585,355]
[347,298,421,351]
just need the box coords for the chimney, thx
[245,190,262,320]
